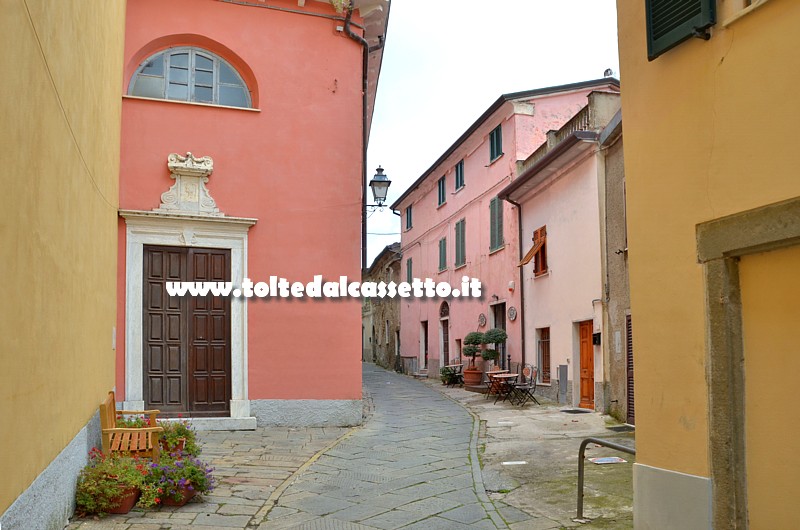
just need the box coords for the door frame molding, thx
[121,211,256,419]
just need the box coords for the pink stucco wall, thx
[396,87,604,375]
[116,0,365,401]
[517,153,603,406]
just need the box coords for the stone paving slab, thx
[67,426,347,529]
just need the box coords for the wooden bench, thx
[99,391,164,460]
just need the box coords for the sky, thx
[364,0,620,265]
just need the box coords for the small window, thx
[438,237,447,271]
[455,160,465,190]
[385,320,390,345]
[129,47,251,108]
[489,125,503,161]
[538,327,551,383]
[489,197,504,251]
[405,205,413,230]
[406,258,413,284]
[519,225,548,276]
[645,0,715,61]
[455,219,466,267]
[437,176,446,206]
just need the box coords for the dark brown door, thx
[626,315,635,425]
[579,320,594,409]
[492,303,506,368]
[143,245,231,416]
[441,319,450,365]
[421,321,428,369]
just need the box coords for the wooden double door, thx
[143,245,231,416]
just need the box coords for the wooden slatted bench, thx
[99,391,164,460]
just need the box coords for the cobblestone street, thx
[67,363,634,529]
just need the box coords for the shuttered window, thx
[406,258,413,284]
[437,176,446,206]
[489,125,503,161]
[438,237,447,271]
[455,160,465,190]
[455,219,466,267]
[646,0,715,61]
[405,205,413,230]
[539,327,551,384]
[520,226,548,276]
[489,197,504,251]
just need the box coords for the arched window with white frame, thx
[129,47,251,108]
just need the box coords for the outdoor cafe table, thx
[442,364,463,386]
[486,370,510,395]
[490,373,519,403]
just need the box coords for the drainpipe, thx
[344,7,386,270]
[503,197,526,368]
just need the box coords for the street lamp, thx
[368,166,391,208]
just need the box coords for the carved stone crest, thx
[155,152,222,216]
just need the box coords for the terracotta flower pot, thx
[160,437,187,454]
[463,368,483,386]
[162,485,196,507]
[106,487,140,514]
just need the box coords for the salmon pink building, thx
[391,79,618,380]
[116,0,389,427]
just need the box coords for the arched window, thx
[129,47,251,108]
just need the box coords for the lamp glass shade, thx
[369,166,391,205]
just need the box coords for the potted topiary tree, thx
[462,331,486,386]
[483,328,508,369]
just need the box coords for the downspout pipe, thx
[503,197,526,368]
[344,8,385,270]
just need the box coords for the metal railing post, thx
[576,437,636,520]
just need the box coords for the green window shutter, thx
[490,197,504,251]
[455,219,466,266]
[646,0,715,61]
[496,198,504,248]
[405,205,412,229]
[406,258,412,283]
[439,238,447,271]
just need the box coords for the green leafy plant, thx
[149,454,215,502]
[158,417,200,456]
[75,448,160,516]
[483,327,508,345]
[481,348,499,361]
[463,332,486,367]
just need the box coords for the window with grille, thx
[129,47,251,108]
[539,327,551,383]
[489,197,504,251]
[455,219,466,267]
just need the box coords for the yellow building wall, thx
[740,245,800,528]
[616,0,800,478]
[0,0,125,513]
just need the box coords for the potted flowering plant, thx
[149,454,215,506]
[158,417,200,456]
[75,448,161,516]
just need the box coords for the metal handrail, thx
[576,437,636,520]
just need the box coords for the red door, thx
[579,320,594,409]
[143,245,231,416]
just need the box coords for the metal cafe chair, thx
[511,364,540,406]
